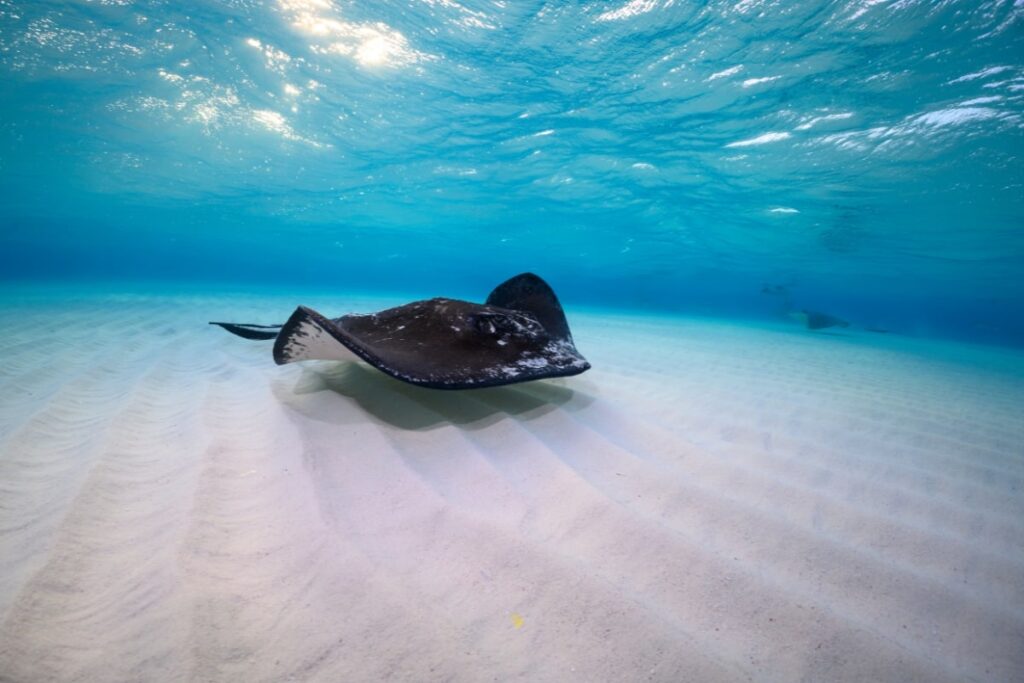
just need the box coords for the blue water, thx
[1,1,1022,344]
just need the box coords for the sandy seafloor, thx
[0,290,1022,683]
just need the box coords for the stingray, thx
[210,273,590,390]
[789,309,850,330]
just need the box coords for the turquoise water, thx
[1,0,1022,344]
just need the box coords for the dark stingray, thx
[210,273,590,390]
[791,309,850,330]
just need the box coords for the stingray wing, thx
[272,301,589,390]
[272,307,360,364]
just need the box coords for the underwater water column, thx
[0,2,1022,682]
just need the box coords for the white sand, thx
[0,292,1022,682]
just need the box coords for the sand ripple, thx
[1,296,1022,682]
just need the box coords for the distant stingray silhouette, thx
[788,309,851,330]
[211,273,591,390]
[763,283,865,332]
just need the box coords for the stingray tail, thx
[209,321,282,340]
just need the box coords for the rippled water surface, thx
[1,1,1022,341]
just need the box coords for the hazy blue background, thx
[1,0,1022,343]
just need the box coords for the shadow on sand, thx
[273,362,595,431]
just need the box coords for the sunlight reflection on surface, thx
[279,0,431,69]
